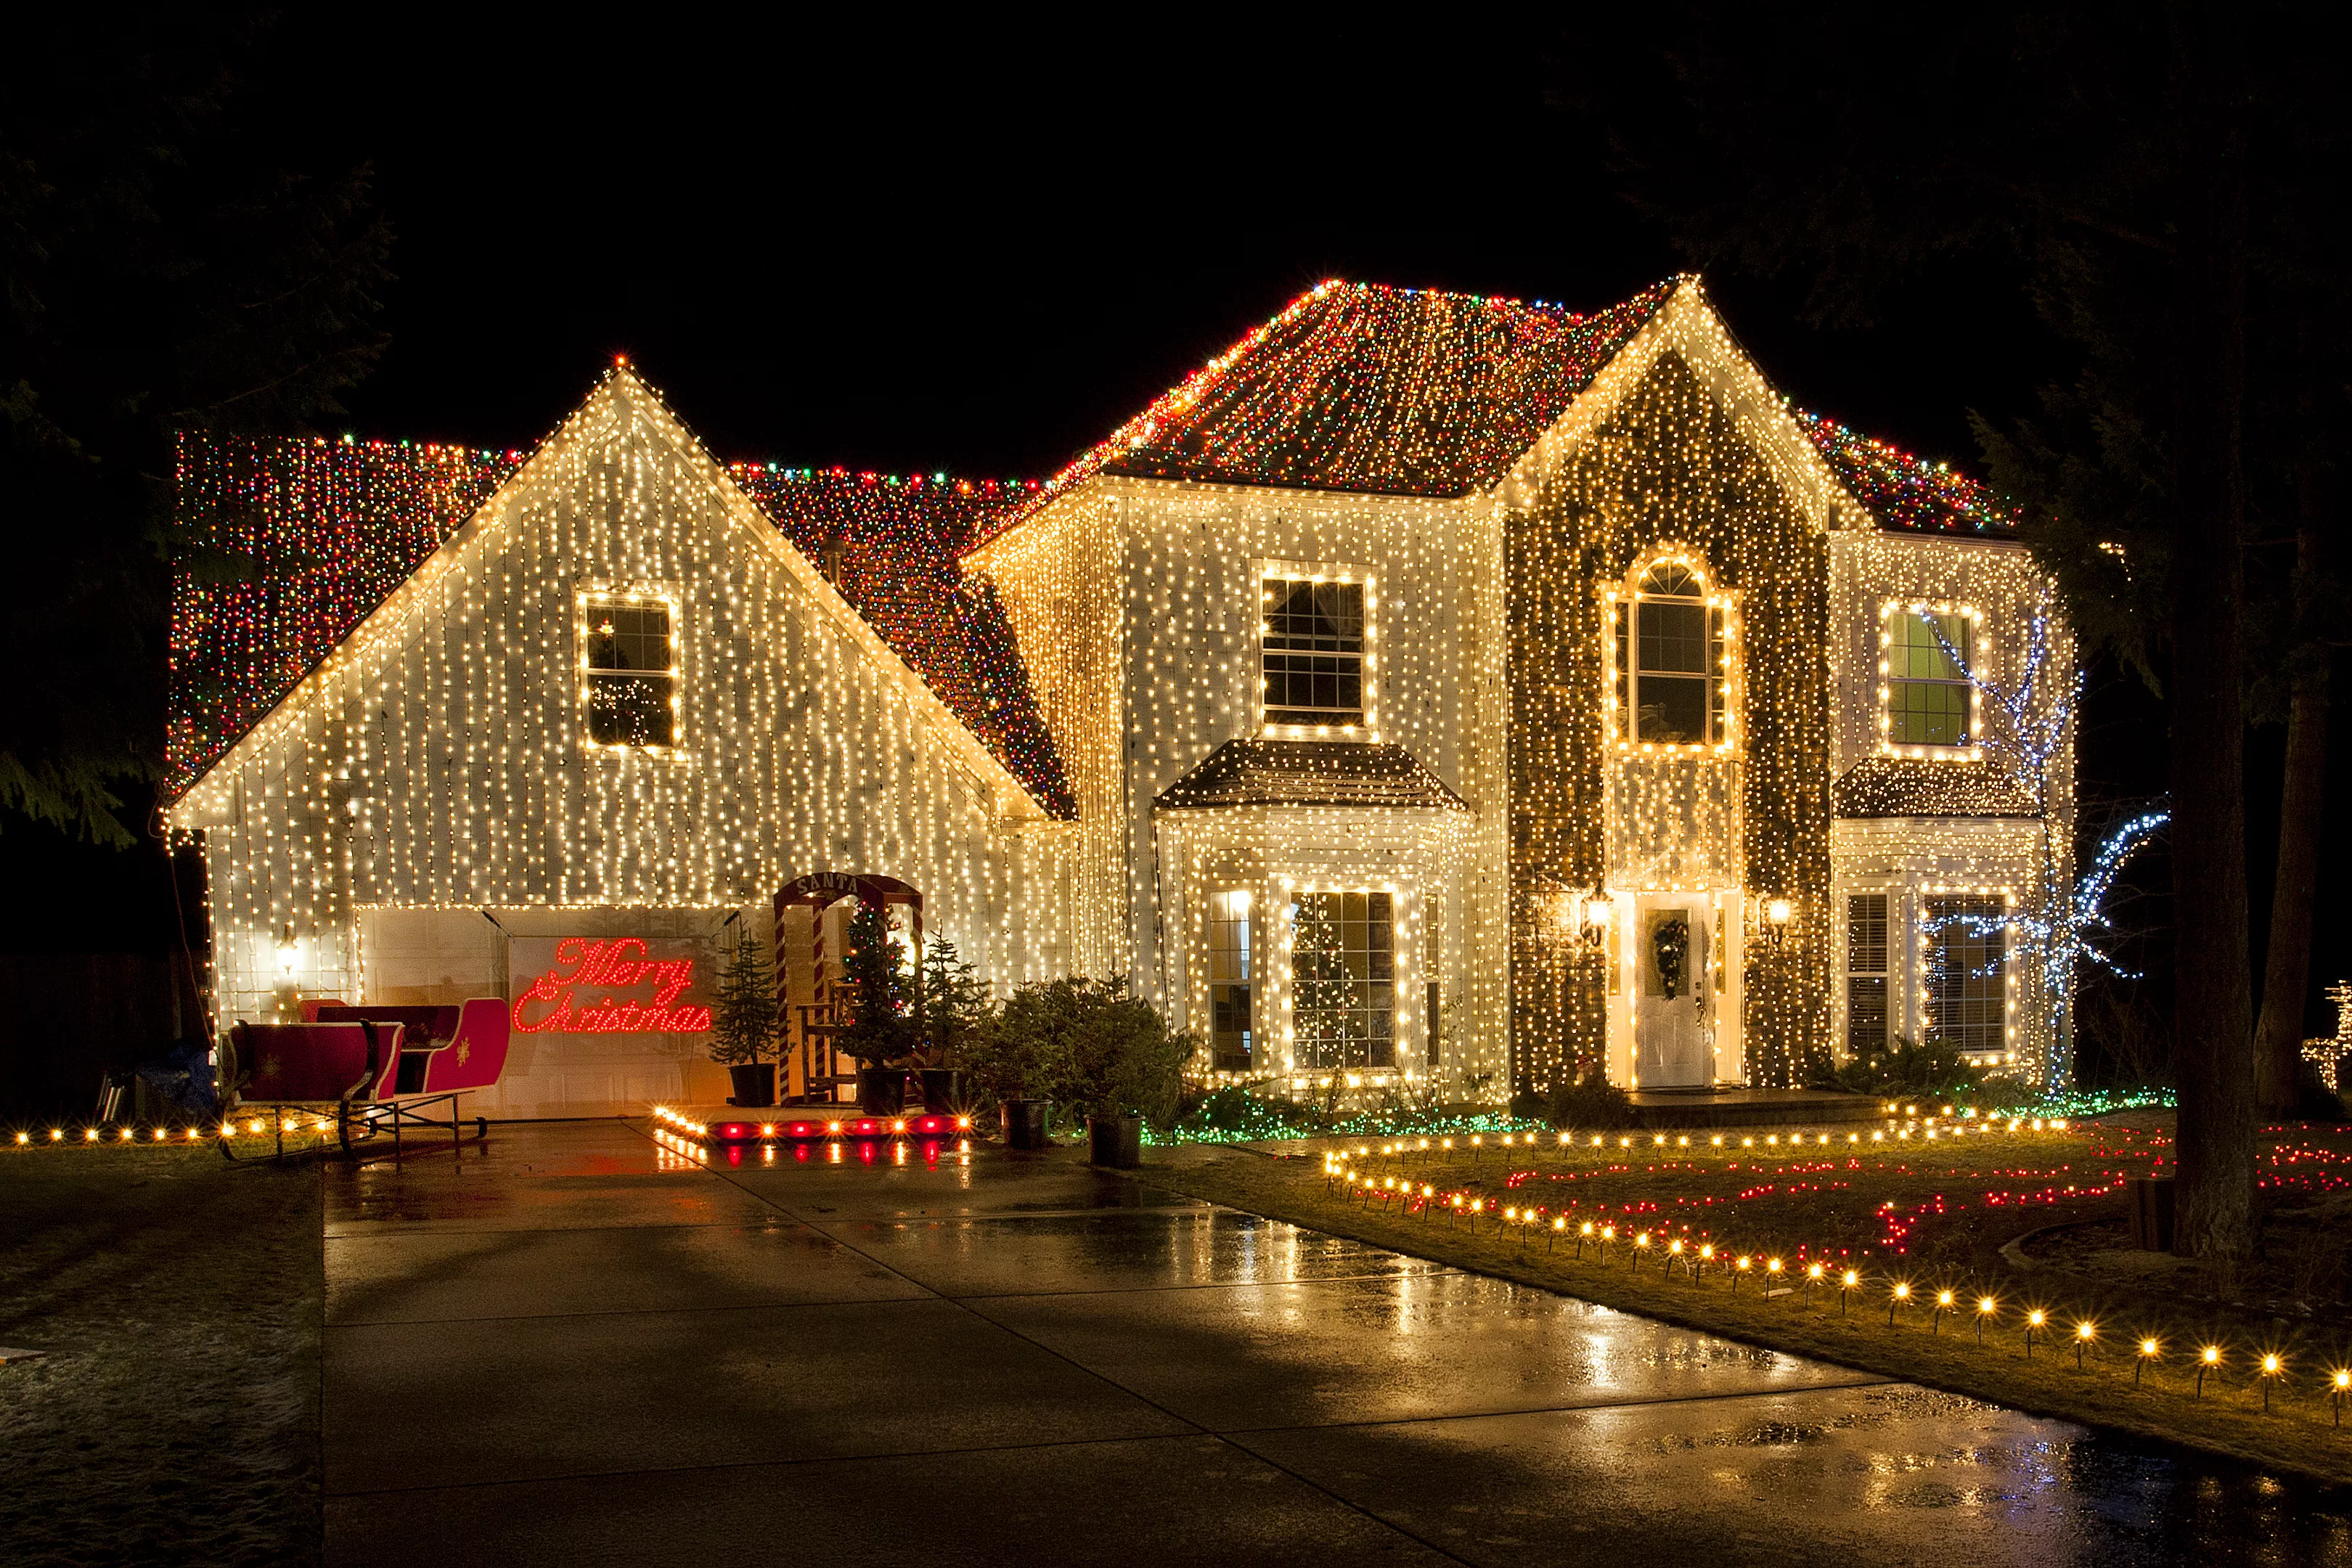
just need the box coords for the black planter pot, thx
[726,1063,775,1107]
[856,1066,905,1116]
[1002,1098,1052,1150]
[920,1068,964,1114]
[1087,1114,1143,1169]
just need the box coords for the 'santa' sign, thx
[509,937,714,1035]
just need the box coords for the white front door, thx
[1633,898,1712,1087]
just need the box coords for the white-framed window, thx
[579,589,682,750]
[1290,890,1395,1070]
[1845,891,1890,1058]
[1924,892,2008,1055]
[1878,602,1984,758]
[1259,566,1375,733]
[1207,891,1253,1071]
[1606,551,1736,754]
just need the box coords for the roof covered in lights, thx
[167,275,2017,803]
[168,436,1073,813]
[1156,739,1471,814]
[974,274,2016,542]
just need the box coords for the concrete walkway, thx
[322,1122,2348,1567]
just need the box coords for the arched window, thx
[1611,555,1731,749]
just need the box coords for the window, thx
[1262,578,1365,727]
[1925,895,2006,1054]
[1846,892,1890,1058]
[1614,559,1729,748]
[584,600,677,747]
[1207,891,1253,1072]
[1886,609,1974,748]
[1291,891,1393,1070]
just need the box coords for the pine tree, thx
[918,934,990,1064]
[836,900,916,1067]
[707,924,777,1069]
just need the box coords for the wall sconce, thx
[276,926,301,977]
[1765,897,1793,950]
[1581,893,1613,949]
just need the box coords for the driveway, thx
[321,1122,2351,1566]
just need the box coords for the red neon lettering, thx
[510,939,711,1034]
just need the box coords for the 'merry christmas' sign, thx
[508,937,714,1035]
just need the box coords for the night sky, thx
[12,15,2343,1037]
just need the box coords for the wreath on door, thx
[1652,916,1690,1000]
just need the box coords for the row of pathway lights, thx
[1323,1138,2352,1426]
[10,1119,334,1144]
[1344,1111,2071,1169]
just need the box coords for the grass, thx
[0,1139,323,1567]
[1141,1114,2352,1488]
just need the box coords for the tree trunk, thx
[2253,441,2335,1118]
[2165,7,2258,1268]
[2254,661,2329,1117]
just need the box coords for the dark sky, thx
[238,14,2051,479]
[27,12,2346,1046]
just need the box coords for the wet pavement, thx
[322,1122,2352,1567]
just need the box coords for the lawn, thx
[1144,1109,2352,1487]
[0,1140,323,1568]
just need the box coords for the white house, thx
[164,274,2073,1118]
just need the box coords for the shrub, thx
[1546,1072,1636,1130]
[1061,978,1193,1127]
[1809,1034,1982,1098]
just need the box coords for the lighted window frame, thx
[1206,890,1254,1073]
[1257,563,1377,738]
[1844,891,1892,1059]
[1877,601,1985,760]
[578,589,684,752]
[1919,886,2015,1063]
[1602,551,1737,756]
[1289,889,1395,1071]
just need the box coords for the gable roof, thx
[168,279,2016,807]
[974,275,2012,547]
[168,375,1072,816]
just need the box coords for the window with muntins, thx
[1291,891,1394,1070]
[585,601,677,747]
[1888,611,1973,747]
[1262,579,1365,727]
[1614,560,1729,748]
[1207,891,1252,1072]
[1846,892,1890,1058]
[1925,894,2006,1054]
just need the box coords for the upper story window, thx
[1879,603,1982,757]
[581,592,679,748]
[1262,575,1369,730]
[1608,554,1733,752]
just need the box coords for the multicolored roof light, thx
[166,277,2015,801]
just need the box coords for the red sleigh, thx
[223,999,509,1159]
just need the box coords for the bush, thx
[962,976,1195,1130]
[1546,1072,1635,1130]
[1061,978,1193,1127]
[1809,1035,1982,1098]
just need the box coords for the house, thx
[163,275,2072,1119]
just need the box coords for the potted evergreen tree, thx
[1063,977,1191,1169]
[963,978,1074,1148]
[709,923,779,1106]
[836,899,918,1114]
[916,934,989,1112]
